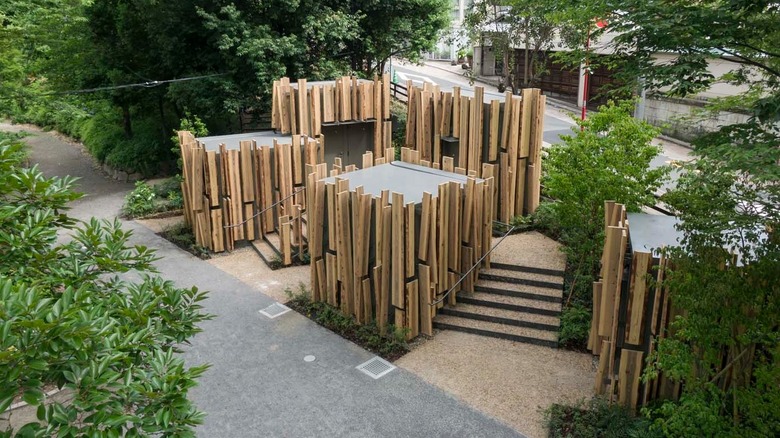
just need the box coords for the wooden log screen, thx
[178,131,323,258]
[402,84,545,220]
[589,202,680,410]
[271,75,393,159]
[306,162,495,338]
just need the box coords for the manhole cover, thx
[356,357,396,379]
[259,302,291,319]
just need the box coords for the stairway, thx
[433,262,564,348]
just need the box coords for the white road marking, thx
[395,71,437,86]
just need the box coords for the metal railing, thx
[430,221,517,306]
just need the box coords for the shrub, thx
[124,181,157,217]
[545,397,658,438]
[390,98,407,150]
[0,140,210,435]
[160,221,210,259]
[542,101,668,345]
[558,304,591,350]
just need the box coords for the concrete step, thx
[456,294,560,317]
[439,302,559,330]
[458,290,562,314]
[249,237,280,267]
[473,281,563,302]
[488,262,565,277]
[478,267,564,292]
[474,279,563,301]
[433,313,558,348]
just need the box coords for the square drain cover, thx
[356,357,396,379]
[259,302,291,319]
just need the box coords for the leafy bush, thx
[390,98,407,150]
[0,140,211,435]
[558,304,591,350]
[545,397,658,438]
[124,181,157,217]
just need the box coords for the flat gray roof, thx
[321,161,480,204]
[627,213,682,256]
[196,131,295,151]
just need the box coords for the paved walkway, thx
[6,121,523,437]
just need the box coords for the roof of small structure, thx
[195,131,298,152]
[627,213,683,256]
[321,161,482,204]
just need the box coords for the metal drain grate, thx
[356,357,396,379]
[259,302,291,319]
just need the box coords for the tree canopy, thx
[537,1,780,434]
[0,0,451,173]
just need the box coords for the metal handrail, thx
[223,187,306,229]
[430,221,517,306]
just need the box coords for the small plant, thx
[160,221,210,259]
[545,397,657,438]
[268,254,283,270]
[124,180,157,217]
[167,190,183,209]
[171,112,209,172]
[558,304,591,350]
[285,283,410,360]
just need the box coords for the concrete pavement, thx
[7,121,524,437]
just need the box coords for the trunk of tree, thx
[122,104,133,138]
[503,47,511,91]
[523,19,530,88]
[158,95,168,140]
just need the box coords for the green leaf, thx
[22,387,44,405]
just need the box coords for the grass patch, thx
[545,397,657,438]
[285,283,410,361]
[159,221,210,259]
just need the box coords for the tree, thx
[343,0,450,76]
[463,0,574,92]
[0,136,210,435]
[542,100,668,345]
[547,1,780,433]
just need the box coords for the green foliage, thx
[546,397,658,438]
[160,221,210,260]
[390,99,408,147]
[533,1,780,433]
[558,304,591,350]
[123,178,185,218]
[123,181,157,218]
[543,101,667,307]
[0,138,210,435]
[463,0,568,91]
[286,283,409,360]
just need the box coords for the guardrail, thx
[389,81,408,102]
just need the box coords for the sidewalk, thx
[9,122,524,437]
